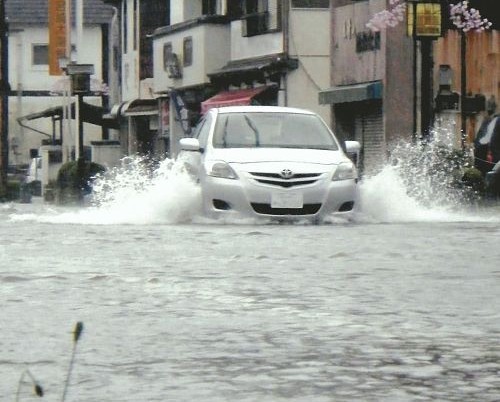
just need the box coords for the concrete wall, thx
[122,0,140,100]
[287,8,331,123]
[8,26,104,91]
[385,17,414,144]
[332,0,385,86]
[230,21,283,60]
[153,23,231,92]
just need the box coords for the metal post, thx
[77,93,84,160]
[0,0,9,199]
[460,30,467,148]
[412,1,418,138]
[421,38,434,139]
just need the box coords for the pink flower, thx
[449,1,492,32]
[366,0,406,32]
[366,0,492,33]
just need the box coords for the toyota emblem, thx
[280,169,293,179]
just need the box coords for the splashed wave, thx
[7,135,500,225]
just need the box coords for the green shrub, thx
[462,167,485,193]
[56,160,105,204]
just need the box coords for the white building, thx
[154,0,331,156]
[6,0,116,168]
[106,0,331,158]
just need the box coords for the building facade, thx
[106,0,332,159]
[320,0,414,174]
[6,0,115,168]
[433,1,499,148]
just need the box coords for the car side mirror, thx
[180,137,201,152]
[344,140,361,166]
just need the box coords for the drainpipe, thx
[281,0,289,106]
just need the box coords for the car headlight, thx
[332,162,357,181]
[205,161,238,179]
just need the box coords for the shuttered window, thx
[242,0,281,37]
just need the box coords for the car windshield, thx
[212,112,339,150]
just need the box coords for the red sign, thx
[48,0,67,76]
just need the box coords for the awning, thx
[319,81,383,105]
[208,53,298,81]
[201,86,271,114]
[121,98,158,116]
[18,101,119,129]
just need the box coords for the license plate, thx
[271,192,303,209]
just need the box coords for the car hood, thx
[207,148,346,165]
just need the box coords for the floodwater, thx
[1,148,500,401]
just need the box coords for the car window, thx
[192,113,212,149]
[212,112,338,150]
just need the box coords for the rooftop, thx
[5,0,114,25]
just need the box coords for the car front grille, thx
[249,172,322,188]
[251,203,322,216]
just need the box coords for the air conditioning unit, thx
[435,92,459,112]
[166,53,182,79]
[462,94,486,115]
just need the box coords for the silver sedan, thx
[179,106,360,222]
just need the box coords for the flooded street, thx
[1,158,500,401]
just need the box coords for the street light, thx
[407,0,443,38]
[407,0,443,139]
[64,63,94,160]
[62,62,94,199]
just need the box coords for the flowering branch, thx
[449,1,492,32]
[366,0,492,33]
[366,0,406,32]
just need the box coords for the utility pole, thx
[0,0,9,200]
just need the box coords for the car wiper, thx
[222,117,229,148]
[244,115,260,146]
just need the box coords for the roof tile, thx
[6,0,114,25]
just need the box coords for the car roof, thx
[212,105,317,115]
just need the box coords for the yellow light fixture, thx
[407,1,442,38]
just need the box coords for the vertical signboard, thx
[48,0,66,75]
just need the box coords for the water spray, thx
[15,369,44,401]
[61,322,84,402]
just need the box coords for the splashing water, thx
[10,156,202,225]
[87,155,202,224]
[7,130,499,225]
[356,127,495,223]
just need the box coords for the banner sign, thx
[48,0,67,75]
[171,90,191,135]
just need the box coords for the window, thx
[139,0,170,79]
[213,112,338,150]
[163,42,182,78]
[356,31,380,52]
[32,44,49,66]
[202,0,217,15]
[241,0,281,37]
[227,1,243,20]
[291,0,329,8]
[194,113,213,149]
[183,37,193,67]
[163,42,173,71]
